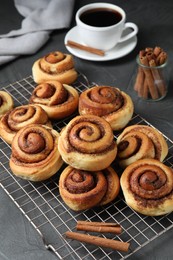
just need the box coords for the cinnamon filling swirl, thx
[0,104,51,144]
[65,116,114,154]
[12,125,54,164]
[130,165,171,200]
[9,124,63,181]
[40,51,74,74]
[32,50,78,85]
[116,125,168,168]
[78,86,134,131]
[58,115,117,171]
[32,82,68,106]
[29,81,79,120]
[120,159,173,216]
[65,170,96,194]
[80,86,124,116]
[117,138,141,159]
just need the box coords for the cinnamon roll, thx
[0,91,14,118]
[59,166,108,211]
[58,115,117,171]
[0,104,51,144]
[9,124,63,181]
[32,51,78,84]
[120,159,173,216]
[78,86,134,131]
[29,81,79,119]
[116,124,168,168]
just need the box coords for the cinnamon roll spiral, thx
[120,159,173,216]
[0,104,51,144]
[32,51,78,84]
[58,115,117,171]
[9,124,63,181]
[78,86,134,131]
[116,125,168,168]
[29,81,79,119]
[0,91,14,118]
[59,166,108,211]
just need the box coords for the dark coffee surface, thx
[80,8,122,27]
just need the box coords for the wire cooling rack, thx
[1,74,173,260]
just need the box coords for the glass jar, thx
[132,55,168,101]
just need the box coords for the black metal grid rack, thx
[1,74,173,260]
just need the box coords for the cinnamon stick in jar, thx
[134,66,144,92]
[134,46,168,100]
[140,56,159,100]
[149,59,167,97]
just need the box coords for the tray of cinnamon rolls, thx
[0,50,173,260]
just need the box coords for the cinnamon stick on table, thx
[65,231,130,252]
[76,221,122,234]
[77,220,120,226]
[66,40,105,56]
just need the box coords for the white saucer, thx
[64,26,137,61]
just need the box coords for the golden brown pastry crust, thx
[32,51,78,84]
[58,115,117,171]
[0,104,51,144]
[59,166,108,211]
[116,124,168,168]
[9,124,63,181]
[29,81,79,119]
[78,86,134,131]
[120,159,173,216]
[0,91,14,118]
[99,167,120,206]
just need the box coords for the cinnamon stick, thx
[153,46,162,57]
[156,51,167,65]
[66,40,105,56]
[140,56,159,99]
[76,221,122,234]
[65,231,130,252]
[134,66,145,92]
[141,77,149,99]
[77,221,120,227]
[149,59,167,97]
[145,47,154,53]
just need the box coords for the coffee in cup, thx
[76,3,138,51]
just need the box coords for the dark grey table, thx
[1,0,173,259]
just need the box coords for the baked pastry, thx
[32,51,78,84]
[120,158,173,216]
[59,166,120,211]
[29,81,79,119]
[0,104,51,144]
[116,124,168,168]
[9,124,63,181]
[58,115,117,171]
[78,85,134,131]
[0,91,14,118]
[59,166,107,211]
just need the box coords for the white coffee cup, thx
[75,3,138,51]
